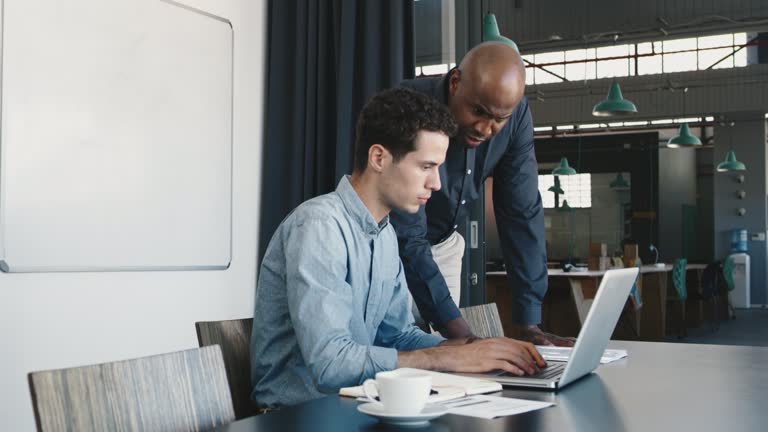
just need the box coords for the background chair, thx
[699,261,724,331]
[722,256,738,319]
[666,258,688,338]
[28,345,234,432]
[460,303,504,338]
[196,318,257,419]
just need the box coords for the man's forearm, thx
[396,344,463,371]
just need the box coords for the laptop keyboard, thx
[499,362,565,379]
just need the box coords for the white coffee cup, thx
[362,369,432,415]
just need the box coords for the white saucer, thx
[357,402,447,426]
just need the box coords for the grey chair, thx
[28,345,235,432]
[460,303,505,338]
[196,318,257,419]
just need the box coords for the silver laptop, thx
[461,267,639,390]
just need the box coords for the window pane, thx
[637,55,662,75]
[538,175,555,208]
[734,48,747,67]
[538,174,593,209]
[637,42,653,54]
[534,53,565,84]
[535,51,565,64]
[638,54,662,75]
[564,49,587,81]
[420,64,449,75]
[663,51,697,72]
[559,174,592,208]
[663,37,697,52]
[522,55,535,85]
[698,34,732,49]
[566,49,598,81]
[699,47,733,69]
[534,65,565,84]
[525,67,535,85]
[596,59,629,78]
[596,44,629,59]
[734,33,747,67]
[595,45,629,78]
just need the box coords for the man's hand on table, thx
[417,337,547,376]
[508,324,576,347]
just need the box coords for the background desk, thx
[215,341,768,432]
[488,266,674,341]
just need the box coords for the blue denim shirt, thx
[250,176,445,408]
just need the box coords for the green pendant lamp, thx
[548,177,565,194]
[482,13,519,52]
[609,173,630,189]
[716,151,746,172]
[552,157,577,175]
[557,199,574,212]
[667,123,702,147]
[592,81,638,117]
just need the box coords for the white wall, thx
[0,1,266,430]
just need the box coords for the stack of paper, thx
[536,346,628,364]
[438,395,554,419]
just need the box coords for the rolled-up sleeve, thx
[375,260,446,351]
[390,206,461,331]
[284,218,397,392]
[492,99,548,325]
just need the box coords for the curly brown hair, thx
[354,87,457,173]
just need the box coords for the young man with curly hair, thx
[250,87,545,409]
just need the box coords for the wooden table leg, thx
[639,272,668,341]
[685,268,704,328]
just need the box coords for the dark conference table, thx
[216,341,768,432]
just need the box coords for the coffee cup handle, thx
[361,379,383,405]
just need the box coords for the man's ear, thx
[368,144,389,173]
[448,68,461,96]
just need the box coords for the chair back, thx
[702,261,724,299]
[29,346,234,432]
[722,256,736,292]
[196,318,256,419]
[672,258,688,300]
[629,262,643,310]
[460,303,504,338]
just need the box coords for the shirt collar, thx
[335,176,389,236]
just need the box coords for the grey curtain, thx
[259,0,415,261]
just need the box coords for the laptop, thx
[461,267,639,390]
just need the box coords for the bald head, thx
[458,42,526,96]
[447,42,526,147]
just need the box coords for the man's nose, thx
[429,171,441,191]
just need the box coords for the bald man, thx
[393,42,574,345]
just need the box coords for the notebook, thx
[339,368,502,403]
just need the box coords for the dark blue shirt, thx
[392,73,547,331]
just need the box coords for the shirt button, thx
[461,199,466,205]
[453,224,458,229]
[466,169,472,175]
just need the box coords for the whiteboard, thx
[0,0,233,272]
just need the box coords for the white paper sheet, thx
[536,346,628,364]
[438,395,554,419]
